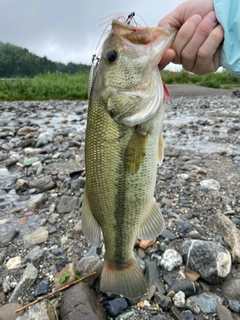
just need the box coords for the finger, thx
[191,24,224,74]
[158,49,176,70]
[180,11,218,71]
[171,14,203,65]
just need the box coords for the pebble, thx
[160,249,183,271]
[23,227,49,245]
[180,239,231,284]
[6,256,22,270]
[0,97,240,319]
[187,292,223,313]
[9,263,38,302]
[173,291,185,308]
[103,298,128,317]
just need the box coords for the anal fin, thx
[81,188,102,246]
[137,199,164,240]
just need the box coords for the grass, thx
[0,70,239,101]
[0,72,89,101]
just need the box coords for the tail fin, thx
[100,256,147,299]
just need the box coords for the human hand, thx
[158,0,224,75]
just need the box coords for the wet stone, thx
[26,193,48,210]
[29,176,55,191]
[103,298,128,317]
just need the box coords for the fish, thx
[82,16,177,299]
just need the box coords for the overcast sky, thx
[1,0,185,67]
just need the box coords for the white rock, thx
[200,179,220,191]
[160,249,183,271]
[173,291,185,308]
[6,256,22,270]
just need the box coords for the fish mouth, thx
[112,19,177,46]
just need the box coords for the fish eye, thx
[106,50,117,63]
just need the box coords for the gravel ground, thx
[0,85,240,320]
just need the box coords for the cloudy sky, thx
[1,0,185,67]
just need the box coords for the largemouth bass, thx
[82,17,176,298]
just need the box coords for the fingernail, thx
[204,11,217,24]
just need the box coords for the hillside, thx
[0,41,90,77]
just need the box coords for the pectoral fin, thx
[124,129,148,174]
[137,199,164,240]
[158,134,164,166]
[82,189,102,246]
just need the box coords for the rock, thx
[24,246,43,266]
[180,239,231,284]
[103,298,128,317]
[36,131,55,147]
[154,293,172,310]
[9,263,38,302]
[54,263,76,290]
[208,212,240,262]
[173,291,185,308]
[170,280,200,297]
[29,176,55,191]
[160,249,183,271]
[216,305,234,320]
[139,238,156,249]
[56,196,81,214]
[23,157,40,167]
[229,299,240,313]
[221,278,240,300]
[15,179,29,191]
[6,256,22,270]
[23,227,48,245]
[187,292,223,313]
[16,299,55,320]
[185,298,201,314]
[160,229,176,240]
[1,229,19,246]
[145,261,160,284]
[26,193,48,210]
[76,256,103,287]
[200,179,220,190]
[24,246,44,265]
[180,310,194,320]
[60,282,106,320]
[0,303,24,320]
[35,279,49,296]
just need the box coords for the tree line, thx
[0,41,90,78]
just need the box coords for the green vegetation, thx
[161,69,240,89]
[0,72,89,100]
[1,69,239,101]
[0,41,90,77]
